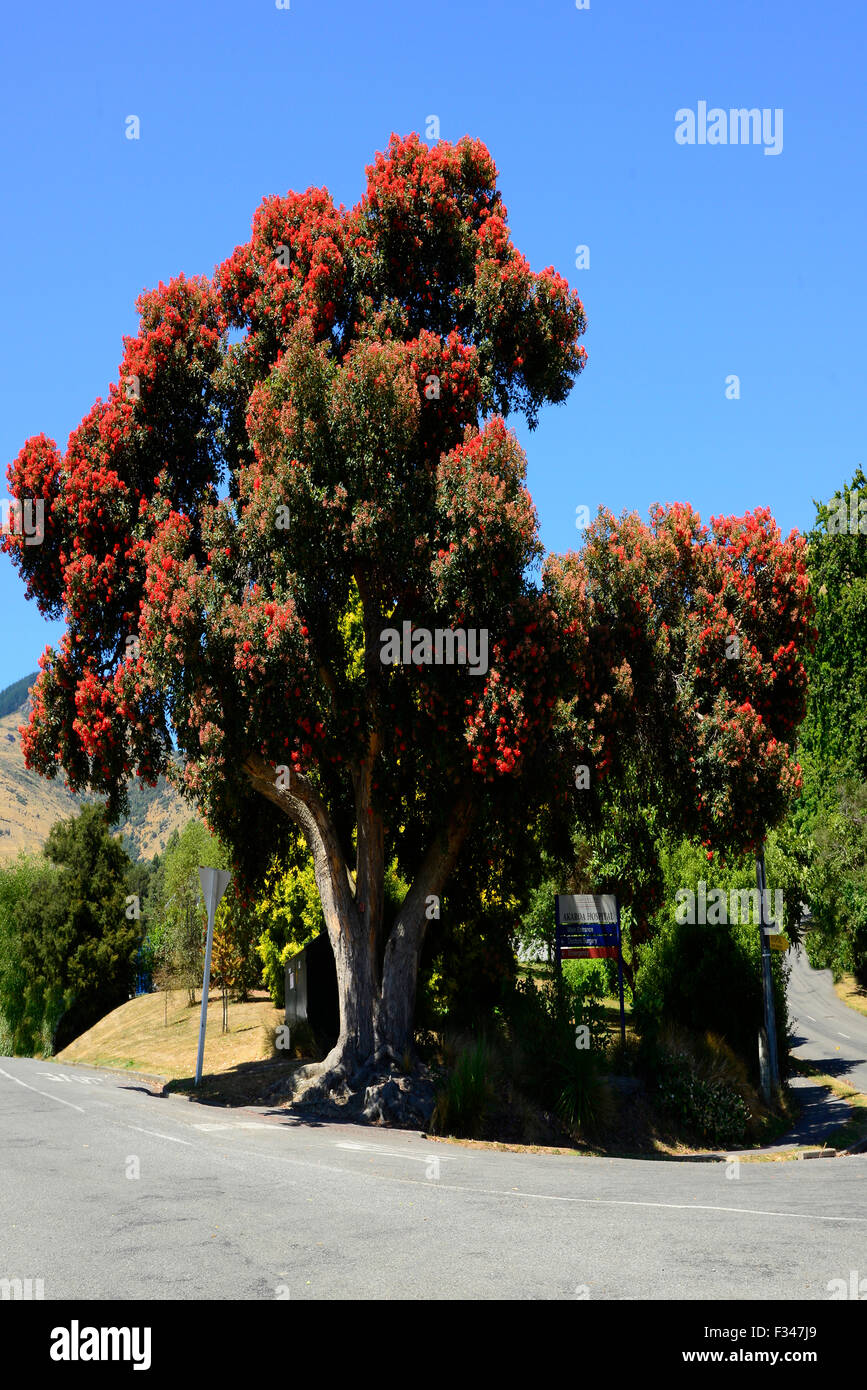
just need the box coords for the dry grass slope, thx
[56,987,284,1082]
[834,973,867,1020]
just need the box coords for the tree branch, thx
[242,752,357,933]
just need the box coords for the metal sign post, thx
[555,893,626,1046]
[755,849,780,1102]
[194,866,232,1087]
[614,901,626,1048]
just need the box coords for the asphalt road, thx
[788,946,867,1094]
[0,1054,865,1300]
[774,946,867,1145]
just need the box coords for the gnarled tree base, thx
[266,1049,437,1131]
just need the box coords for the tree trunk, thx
[326,912,378,1071]
[244,753,474,1083]
[377,792,475,1056]
[244,753,377,1077]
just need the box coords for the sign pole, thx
[615,902,626,1047]
[755,848,780,1101]
[194,867,232,1088]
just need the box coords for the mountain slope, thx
[0,679,190,862]
[0,673,39,719]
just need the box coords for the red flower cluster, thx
[5,133,809,876]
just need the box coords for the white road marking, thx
[37,1072,99,1085]
[193,1122,273,1132]
[221,1140,867,1224]
[406,1185,867,1222]
[0,1065,86,1113]
[838,1033,851,1040]
[806,1015,816,1022]
[336,1141,456,1164]
[126,1125,193,1146]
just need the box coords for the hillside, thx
[0,677,190,862]
[0,672,38,719]
[55,987,293,1099]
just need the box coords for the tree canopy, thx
[3,133,813,1079]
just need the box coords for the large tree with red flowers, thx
[3,134,812,1089]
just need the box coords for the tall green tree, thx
[634,836,790,1074]
[14,804,139,1050]
[800,467,867,782]
[211,883,261,1020]
[792,470,867,980]
[149,820,226,1005]
[0,855,59,1054]
[809,782,867,982]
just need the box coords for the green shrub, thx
[562,956,616,997]
[417,912,518,1032]
[552,1042,613,1135]
[427,968,617,1143]
[804,780,867,985]
[499,974,610,1138]
[634,916,788,1081]
[654,1028,753,1147]
[431,1036,496,1138]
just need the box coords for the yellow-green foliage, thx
[337,577,365,684]
[255,846,409,1006]
[255,843,325,1005]
[384,857,410,916]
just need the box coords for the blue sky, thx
[1,0,864,691]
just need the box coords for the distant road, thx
[1,1056,865,1300]
[788,947,867,1096]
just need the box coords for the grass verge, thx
[833,973,867,1021]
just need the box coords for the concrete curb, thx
[672,1142,858,1163]
[50,1058,867,1158]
